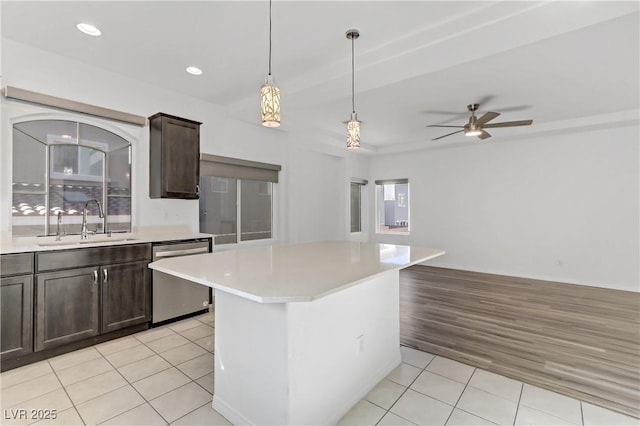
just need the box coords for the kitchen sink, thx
[37,237,139,247]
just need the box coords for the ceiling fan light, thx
[347,114,361,150]
[261,75,281,128]
[465,122,482,136]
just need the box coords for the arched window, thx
[12,120,131,237]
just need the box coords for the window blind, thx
[200,154,281,183]
[351,178,368,185]
[4,86,146,126]
[374,178,408,185]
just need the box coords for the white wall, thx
[0,39,363,245]
[369,123,640,292]
[285,144,344,243]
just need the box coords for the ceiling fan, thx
[428,103,533,141]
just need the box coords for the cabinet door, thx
[1,276,33,360]
[101,261,150,333]
[35,267,99,351]
[161,117,200,198]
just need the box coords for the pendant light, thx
[260,0,280,127]
[345,29,361,150]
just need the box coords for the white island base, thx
[213,269,401,425]
[148,241,445,425]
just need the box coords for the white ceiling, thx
[2,1,639,154]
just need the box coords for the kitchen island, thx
[148,241,444,425]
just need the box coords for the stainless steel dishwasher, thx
[152,239,211,325]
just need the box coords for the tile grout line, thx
[1,315,215,426]
[444,366,477,426]
[168,401,213,426]
[0,362,53,399]
[22,360,79,426]
[127,337,202,423]
[511,382,524,426]
[46,356,91,426]
[44,325,198,425]
[123,321,216,424]
[0,367,57,411]
[167,318,221,423]
[88,321,213,425]
[375,352,439,425]
[83,347,149,426]
[6,327,632,426]
[136,324,216,425]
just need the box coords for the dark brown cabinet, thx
[1,253,34,361]
[35,267,100,351]
[101,261,150,333]
[149,113,201,199]
[35,243,151,351]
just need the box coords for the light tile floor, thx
[0,313,637,426]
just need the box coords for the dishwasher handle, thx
[155,246,209,259]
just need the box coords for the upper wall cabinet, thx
[148,113,201,199]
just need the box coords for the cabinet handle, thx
[103,268,108,282]
[196,184,200,196]
[92,270,99,283]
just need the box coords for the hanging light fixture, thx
[261,0,280,127]
[345,29,361,150]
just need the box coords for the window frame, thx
[374,179,410,235]
[11,118,133,237]
[233,178,276,246]
[198,155,280,247]
[350,178,368,234]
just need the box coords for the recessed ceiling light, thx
[77,23,101,36]
[186,66,203,76]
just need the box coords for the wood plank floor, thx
[399,265,640,418]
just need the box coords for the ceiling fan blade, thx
[432,129,464,141]
[476,111,500,125]
[491,105,531,113]
[477,130,492,140]
[475,95,495,107]
[422,110,467,116]
[426,125,465,128]
[483,119,533,128]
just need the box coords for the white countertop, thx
[148,240,445,303]
[0,226,213,254]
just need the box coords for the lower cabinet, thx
[101,261,150,333]
[1,252,34,362]
[1,275,33,360]
[34,243,152,352]
[35,267,100,351]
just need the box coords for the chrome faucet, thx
[81,199,105,240]
[55,211,65,241]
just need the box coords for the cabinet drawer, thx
[36,244,151,273]
[1,253,34,277]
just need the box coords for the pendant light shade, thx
[261,75,280,127]
[347,112,361,150]
[261,0,280,127]
[345,29,361,150]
